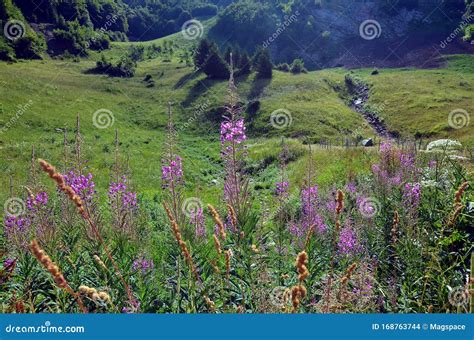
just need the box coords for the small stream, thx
[349,82,394,138]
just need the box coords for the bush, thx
[93,55,136,78]
[13,35,45,59]
[0,38,15,61]
[128,45,145,62]
[89,34,110,51]
[290,59,307,74]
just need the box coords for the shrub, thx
[0,38,15,61]
[128,45,145,62]
[13,35,45,59]
[93,55,136,78]
[290,59,307,74]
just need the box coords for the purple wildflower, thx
[275,181,289,198]
[26,191,48,211]
[300,185,326,233]
[345,182,357,194]
[63,171,96,201]
[161,156,184,190]
[108,176,138,210]
[220,119,246,145]
[3,258,15,268]
[190,208,206,238]
[132,256,154,274]
[4,215,30,248]
[403,182,421,207]
[338,226,358,255]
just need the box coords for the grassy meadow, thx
[0,36,473,314]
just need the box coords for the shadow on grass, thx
[181,77,219,107]
[248,76,271,100]
[174,70,202,89]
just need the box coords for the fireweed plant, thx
[0,71,473,314]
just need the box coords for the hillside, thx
[0,1,473,318]
[2,0,474,67]
[1,35,473,205]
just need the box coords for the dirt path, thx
[349,82,394,138]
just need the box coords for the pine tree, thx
[254,48,273,79]
[193,39,211,69]
[202,44,230,79]
[238,52,251,75]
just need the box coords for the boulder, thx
[362,138,374,147]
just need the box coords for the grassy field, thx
[0,39,473,205]
[351,55,474,147]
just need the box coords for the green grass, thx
[1,47,473,206]
[351,54,474,147]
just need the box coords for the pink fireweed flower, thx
[190,208,206,238]
[161,156,184,189]
[63,171,96,201]
[298,185,327,235]
[338,225,358,255]
[345,182,357,194]
[132,256,154,274]
[275,181,289,198]
[403,182,421,207]
[220,119,247,145]
[4,215,30,248]
[26,191,48,211]
[108,176,138,210]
